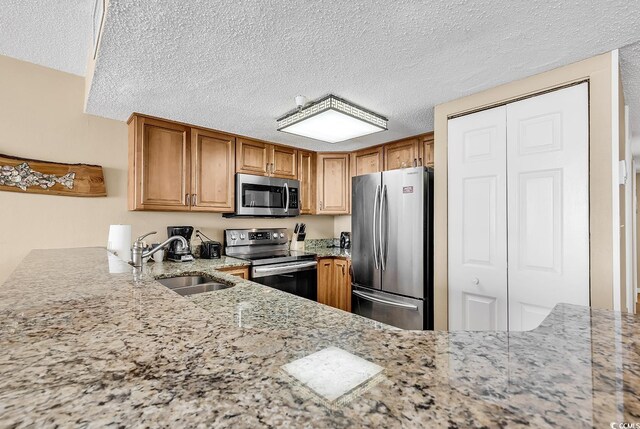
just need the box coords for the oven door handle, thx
[253,261,317,275]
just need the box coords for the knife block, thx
[290,233,305,251]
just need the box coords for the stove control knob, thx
[279,233,285,238]
[240,233,246,240]
[230,233,238,241]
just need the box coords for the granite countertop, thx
[309,247,351,258]
[1,247,639,427]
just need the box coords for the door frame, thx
[434,52,617,330]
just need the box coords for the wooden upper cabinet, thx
[271,145,297,179]
[351,145,383,177]
[236,138,270,176]
[129,114,235,213]
[421,133,434,167]
[298,150,316,215]
[130,116,191,211]
[384,138,420,171]
[236,138,297,178]
[317,153,350,214]
[191,128,235,212]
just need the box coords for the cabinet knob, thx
[186,193,190,205]
[192,194,197,206]
[472,277,479,286]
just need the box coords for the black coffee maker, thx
[167,226,195,262]
[340,231,351,249]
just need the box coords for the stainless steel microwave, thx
[226,173,300,217]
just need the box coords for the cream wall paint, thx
[0,55,335,284]
[334,216,351,237]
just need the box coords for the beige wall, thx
[0,55,336,284]
[334,215,351,237]
[434,52,617,330]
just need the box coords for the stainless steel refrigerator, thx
[351,166,433,330]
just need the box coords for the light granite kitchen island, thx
[0,248,639,428]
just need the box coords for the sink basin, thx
[156,275,232,296]
[157,275,211,289]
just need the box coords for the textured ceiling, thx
[3,1,640,151]
[0,0,93,76]
[621,41,640,141]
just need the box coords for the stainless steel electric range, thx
[224,228,317,301]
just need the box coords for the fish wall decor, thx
[0,153,106,197]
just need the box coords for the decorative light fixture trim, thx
[277,95,388,143]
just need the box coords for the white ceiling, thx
[0,0,93,76]
[2,1,640,151]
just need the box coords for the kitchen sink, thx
[156,275,232,296]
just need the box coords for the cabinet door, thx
[191,129,235,212]
[333,259,352,311]
[351,146,383,177]
[236,138,270,176]
[298,150,316,215]
[422,134,434,167]
[218,266,249,279]
[271,145,297,179]
[448,106,508,331]
[133,116,191,210]
[317,153,350,214]
[384,138,420,170]
[317,258,333,305]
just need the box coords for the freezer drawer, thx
[352,286,431,330]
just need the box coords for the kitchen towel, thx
[107,224,132,262]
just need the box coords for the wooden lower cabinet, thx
[218,265,249,279]
[317,257,351,312]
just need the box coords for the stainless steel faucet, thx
[130,231,189,268]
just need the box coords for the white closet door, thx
[448,106,508,331]
[506,83,590,331]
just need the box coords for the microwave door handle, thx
[284,183,289,213]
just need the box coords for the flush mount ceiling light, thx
[277,95,388,143]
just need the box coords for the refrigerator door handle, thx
[373,184,381,270]
[379,185,387,271]
[353,290,419,310]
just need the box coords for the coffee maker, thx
[340,231,351,249]
[167,226,195,262]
